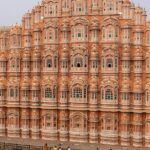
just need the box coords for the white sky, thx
[0,0,149,26]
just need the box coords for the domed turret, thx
[122,46,130,60]
[133,47,143,60]
[59,77,68,91]
[89,76,98,91]
[121,77,130,92]
[31,77,40,90]
[133,79,142,93]
[20,77,30,90]
[90,44,99,60]
[61,46,69,59]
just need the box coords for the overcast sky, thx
[0,0,149,26]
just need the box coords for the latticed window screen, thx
[45,88,52,98]
[73,88,82,98]
[105,89,113,100]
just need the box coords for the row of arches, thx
[42,0,128,16]
[1,110,150,135]
[43,18,119,43]
[0,47,119,73]
[1,19,150,50]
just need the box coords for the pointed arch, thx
[70,112,87,131]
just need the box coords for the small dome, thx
[20,77,30,89]
[7,78,19,86]
[89,77,98,91]
[133,79,142,93]
[121,77,130,92]
[133,47,143,60]
[91,18,99,30]
[32,50,41,59]
[62,20,69,28]
[31,77,40,89]
[0,79,6,89]
[122,46,130,60]
[59,78,68,91]
[22,50,31,59]
[90,44,99,59]
[61,46,69,58]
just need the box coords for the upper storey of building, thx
[0,0,150,50]
[22,0,147,22]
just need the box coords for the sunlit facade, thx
[0,0,150,148]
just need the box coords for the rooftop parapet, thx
[0,26,11,32]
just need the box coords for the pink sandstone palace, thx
[0,0,150,148]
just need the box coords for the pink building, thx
[0,0,150,148]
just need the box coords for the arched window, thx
[10,89,14,97]
[106,58,113,68]
[45,88,52,98]
[11,60,15,68]
[72,25,88,42]
[46,115,51,127]
[73,87,82,98]
[73,116,81,128]
[70,114,87,131]
[105,89,113,100]
[74,57,83,68]
[102,50,118,73]
[9,116,16,128]
[46,59,52,68]
[42,115,51,129]
[42,112,57,128]
[102,23,119,42]
[45,27,57,44]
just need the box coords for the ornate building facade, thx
[0,0,150,148]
